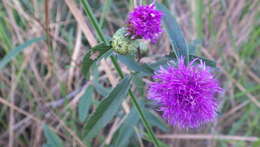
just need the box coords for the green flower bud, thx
[111,28,139,55]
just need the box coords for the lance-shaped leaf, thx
[144,110,169,133]
[189,55,216,67]
[78,85,94,122]
[43,125,64,147]
[156,3,189,61]
[81,42,111,77]
[84,76,132,140]
[149,53,216,69]
[117,55,154,76]
[0,37,45,70]
[111,107,140,147]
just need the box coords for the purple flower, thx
[127,4,163,43]
[148,58,222,128]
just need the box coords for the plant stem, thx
[80,0,107,44]
[80,0,160,146]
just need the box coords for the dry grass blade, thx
[0,0,259,146]
[68,26,82,89]
[201,48,260,108]
[157,134,259,142]
[64,0,97,46]
[0,97,85,147]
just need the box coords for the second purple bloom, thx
[127,4,163,43]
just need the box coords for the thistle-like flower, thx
[148,58,222,128]
[127,4,163,43]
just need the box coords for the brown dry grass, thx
[0,0,259,146]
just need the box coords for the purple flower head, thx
[148,58,222,128]
[127,4,163,43]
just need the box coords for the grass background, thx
[0,0,259,146]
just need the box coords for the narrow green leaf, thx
[112,107,140,147]
[78,85,94,122]
[144,110,169,133]
[99,0,112,27]
[234,85,260,98]
[93,80,111,97]
[84,76,132,140]
[189,55,216,67]
[151,54,216,68]
[133,76,145,96]
[117,55,153,75]
[90,64,112,97]
[144,132,169,147]
[81,43,111,77]
[156,3,189,61]
[192,0,204,39]
[92,63,111,97]
[0,37,45,70]
[148,58,170,71]
[43,125,64,147]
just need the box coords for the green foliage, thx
[84,76,132,140]
[81,43,111,77]
[0,37,45,70]
[111,107,140,147]
[43,125,64,147]
[0,17,12,50]
[78,85,94,122]
[0,0,258,146]
[81,0,161,146]
[144,132,169,147]
[189,55,216,67]
[117,55,153,75]
[144,110,169,133]
[156,2,189,62]
[253,140,260,147]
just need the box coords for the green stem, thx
[99,0,112,27]
[81,0,107,44]
[80,0,160,146]
[128,90,159,145]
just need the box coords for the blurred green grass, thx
[0,0,259,146]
